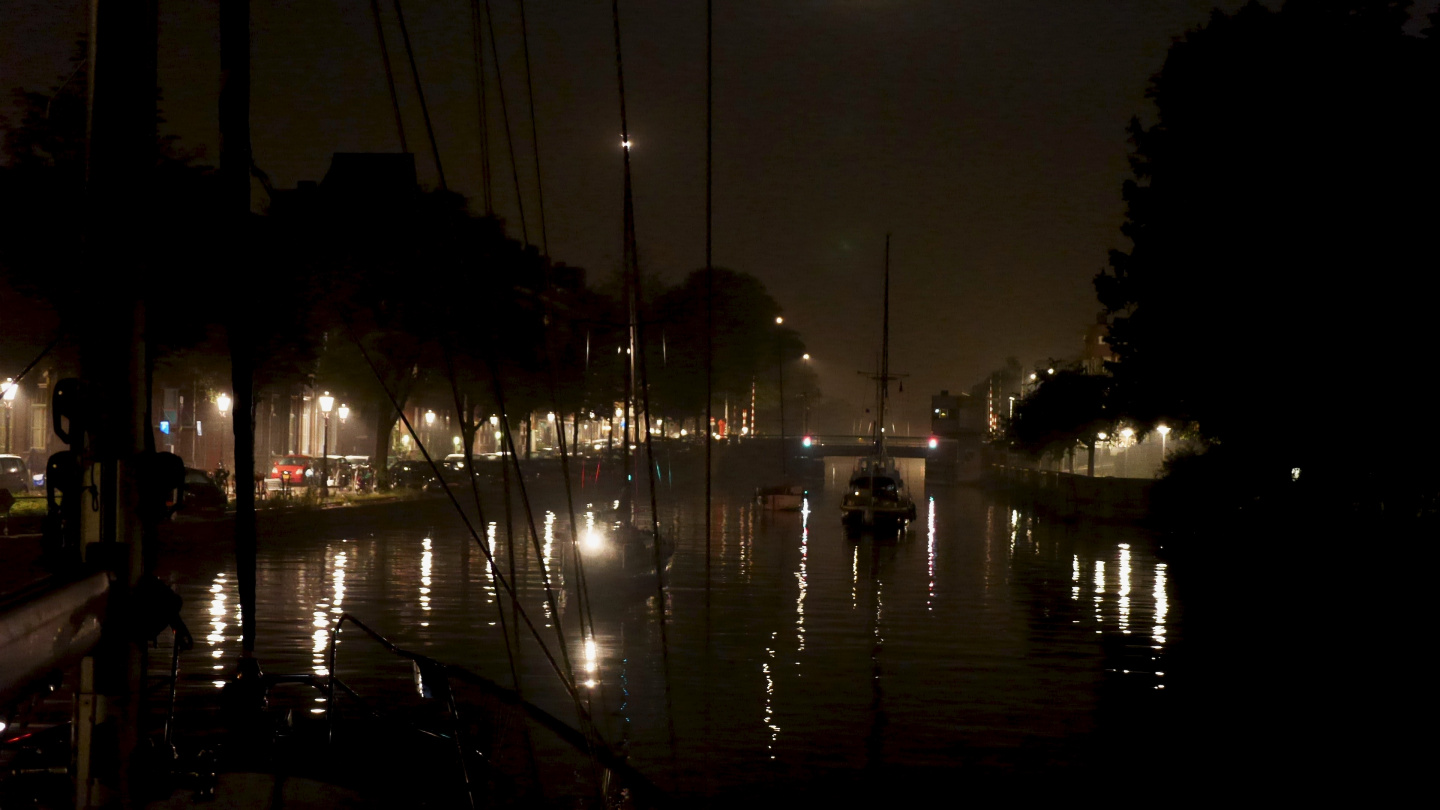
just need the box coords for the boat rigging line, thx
[348,331,597,731]
[704,0,714,608]
[476,331,609,797]
[482,0,531,244]
[2,335,61,390]
[390,0,446,189]
[367,0,408,153]
[439,344,525,702]
[704,0,716,789]
[467,0,494,215]
[515,0,548,255]
[483,359,579,695]
[611,0,680,772]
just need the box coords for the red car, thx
[269,455,315,485]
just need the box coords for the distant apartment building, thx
[1082,312,1114,375]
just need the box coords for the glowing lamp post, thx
[319,392,334,498]
[337,404,349,471]
[774,316,787,473]
[1157,424,1171,461]
[2,378,17,454]
[217,393,231,493]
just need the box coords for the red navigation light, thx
[928,436,939,449]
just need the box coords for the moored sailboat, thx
[841,235,917,531]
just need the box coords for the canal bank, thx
[986,464,1154,523]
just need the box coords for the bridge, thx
[739,434,955,459]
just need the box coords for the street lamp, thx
[1157,424,1171,461]
[216,393,231,494]
[1,378,17,454]
[337,404,349,462]
[319,392,334,498]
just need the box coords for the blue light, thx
[159,420,170,435]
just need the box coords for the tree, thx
[1009,368,1112,474]
[1092,1,1438,495]
[650,267,807,429]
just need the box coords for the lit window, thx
[30,403,47,450]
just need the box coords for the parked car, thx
[269,455,314,486]
[0,454,30,495]
[320,456,353,488]
[178,468,227,519]
[388,460,438,490]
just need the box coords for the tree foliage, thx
[1093,1,1438,481]
[650,267,806,424]
[1009,368,1111,460]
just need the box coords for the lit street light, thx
[216,393,231,494]
[1157,424,1171,461]
[319,392,334,498]
[337,404,349,464]
[1,378,17,454]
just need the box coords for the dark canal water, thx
[162,457,1189,800]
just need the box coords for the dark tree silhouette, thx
[651,267,807,428]
[1093,1,1439,506]
[1009,368,1112,473]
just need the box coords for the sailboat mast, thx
[877,234,890,461]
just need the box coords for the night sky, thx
[8,1,1430,427]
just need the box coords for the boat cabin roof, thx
[848,475,900,492]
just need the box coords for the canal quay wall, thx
[987,464,1154,522]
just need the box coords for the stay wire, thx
[467,0,494,215]
[704,0,716,789]
[703,0,713,600]
[612,0,680,772]
[482,0,530,244]
[515,0,548,255]
[441,340,541,788]
[348,329,591,724]
[539,324,597,649]
[631,229,681,772]
[367,0,408,152]
[535,301,606,726]
[484,361,577,694]
[440,344,523,695]
[357,329,606,788]
[391,0,446,189]
[535,321,612,796]
[4,335,61,390]
[480,346,607,796]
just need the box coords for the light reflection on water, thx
[173,482,1179,788]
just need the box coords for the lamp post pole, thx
[319,392,334,498]
[337,403,349,463]
[775,316,786,475]
[1,378,16,453]
[217,393,232,495]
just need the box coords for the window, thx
[31,403,47,450]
